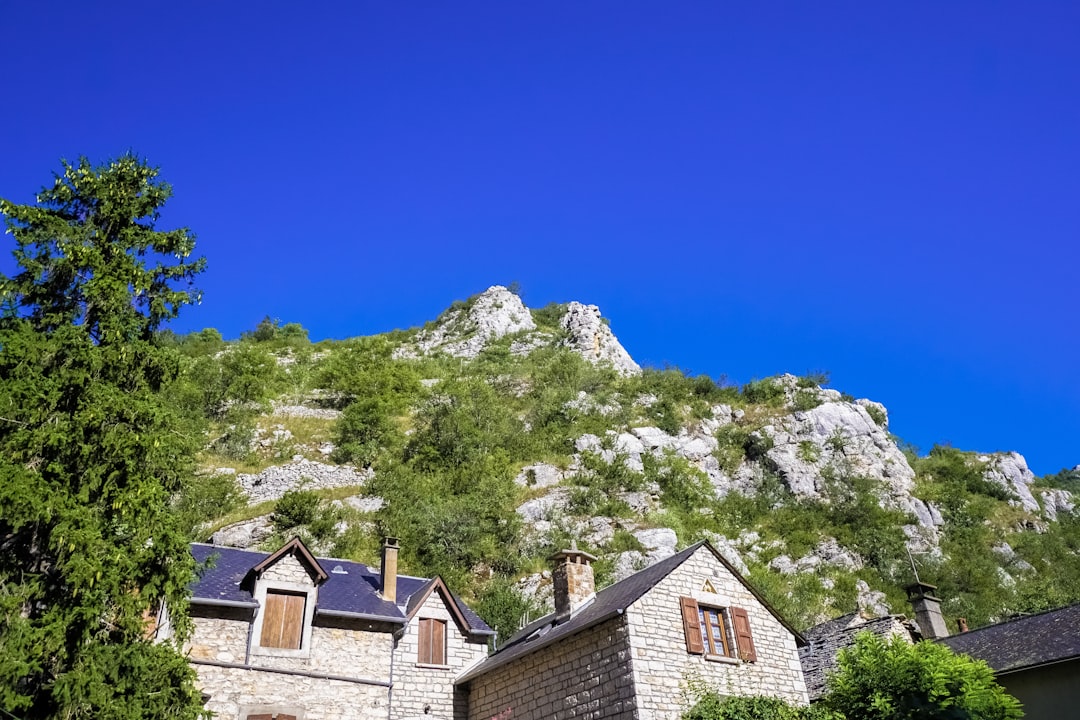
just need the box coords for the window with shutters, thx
[260,590,306,649]
[679,596,757,663]
[417,618,447,666]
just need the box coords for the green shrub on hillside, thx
[742,378,786,407]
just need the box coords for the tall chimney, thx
[905,581,949,639]
[550,543,597,625]
[381,537,399,604]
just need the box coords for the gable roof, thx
[406,577,496,637]
[938,603,1080,675]
[457,541,804,684]
[251,536,329,584]
[189,542,492,635]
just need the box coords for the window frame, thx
[698,605,733,659]
[680,596,757,663]
[250,580,318,659]
[416,617,448,667]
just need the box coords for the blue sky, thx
[2,2,1077,475]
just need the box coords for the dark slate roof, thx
[457,541,804,684]
[190,543,492,634]
[938,603,1080,675]
[799,613,916,701]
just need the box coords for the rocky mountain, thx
[175,286,1080,640]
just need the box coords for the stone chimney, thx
[550,544,597,625]
[905,581,949,639]
[381,537,399,603]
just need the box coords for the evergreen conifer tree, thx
[0,155,208,719]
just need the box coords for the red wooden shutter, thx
[277,715,298,720]
[679,596,704,654]
[245,715,273,720]
[730,607,757,662]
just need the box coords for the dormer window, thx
[260,590,306,650]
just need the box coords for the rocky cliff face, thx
[190,286,1078,633]
[410,285,535,358]
[559,302,640,376]
[398,286,640,375]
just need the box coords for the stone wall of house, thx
[193,663,390,720]
[391,590,490,720]
[465,616,638,720]
[262,552,316,585]
[189,615,251,664]
[625,546,808,717]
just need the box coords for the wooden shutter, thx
[679,596,704,655]
[730,606,757,662]
[418,618,446,665]
[245,715,273,720]
[432,619,446,665]
[261,591,305,649]
[277,715,297,720]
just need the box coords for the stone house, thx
[183,537,494,720]
[181,537,809,720]
[457,541,809,720]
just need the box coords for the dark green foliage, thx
[742,378,786,406]
[530,302,568,331]
[864,404,887,427]
[917,446,1014,504]
[685,693,838,720]
[1036,466,1080,491]
[174,473,245,538]
[315,336,422,408]
[332,398,401,466]
[474,576,543,648]
[792,390,822,412]
[0,154,207,718]
[273,489,322,531]
[823,632,1023,720]
[243,316,310,347]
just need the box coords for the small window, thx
[679,597,757,662]
[260,590,306,649]
[417,618,446,665]
[698,606,732,657]
[245,713,298,720]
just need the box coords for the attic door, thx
[261,590,306,649]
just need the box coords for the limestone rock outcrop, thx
[411,285,536,359]
[978,452,1040,513]
[559,302,640,376]
[238,458,372,504]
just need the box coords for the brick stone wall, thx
[194,664,389,720]
[624,546,809,717]
[465,616,637,720]
[262,552,316,585]
[391,589,489,720]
